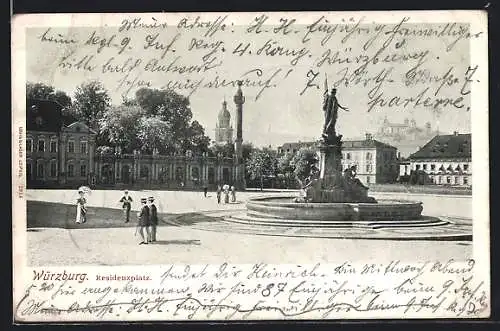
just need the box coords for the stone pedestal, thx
[300,140,376,203]
[319,143,342,179]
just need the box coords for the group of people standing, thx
[119,190,159,245]
[216,184,237,204]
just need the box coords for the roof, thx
[218,101,231,120]
[279,141,317,150]
[64,122,98,135]
[342,139,396,150]
[26,99,63,132]
[409,133,471,160]
[279,139,396,150]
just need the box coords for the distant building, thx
[402,132,471,186]
[341,134,398,185]
[214,100,233,145]
[277,141,317,154]
[277,134,399,185]
[26,99,97,187]
[375,117,439,157]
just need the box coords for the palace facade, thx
[26,84,247,190]
[400,132,472,186]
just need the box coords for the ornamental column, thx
[233,81,246,189]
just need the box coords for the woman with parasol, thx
[75,186,91,224]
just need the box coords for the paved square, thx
[26,189,472,265]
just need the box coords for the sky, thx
[25,15,474,147]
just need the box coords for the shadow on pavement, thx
[27,201,225,230]
[151,239,201,246]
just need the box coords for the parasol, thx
[78,186,92,195]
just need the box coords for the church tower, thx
[215,99,233,145]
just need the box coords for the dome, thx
[217,100,231,128]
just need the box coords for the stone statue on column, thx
[322,86,348,146]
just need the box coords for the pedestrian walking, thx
[231,185,236,203]
[216,185,222,204]
[203,184,208,198]
[75,189,87,224]
[119,190,133,223]
[223,184,230,204]
[137,198,151,245]
[148,197,158,242]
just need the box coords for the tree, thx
[292,147,319,186]
[26,82,55,101]
[26,82,72,108]
[99,105,144,153]
[137,116,174,153]
[134,88,210,154]
[277,152,296,188]
[26,82,75,124]
[210,142,235,157]
[242,142,255,162]
[246,148,278,190]
[73,80,111,130]
[186,120,211,154]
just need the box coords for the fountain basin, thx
[246,196,423,221]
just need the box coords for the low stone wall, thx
[246,196,423,222]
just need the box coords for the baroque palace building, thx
[400,131,472,186]
[26,84,247,190]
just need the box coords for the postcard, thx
[12,10,489,321]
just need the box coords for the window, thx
[37,163,44,178]
[208,167,215,184]
[80,164,87,177]
[430,164,436,171]
[191,167,199,180]
[68,141,75,153]
[366,176,370,184]
[454,176,460,185]
[366,164,371,173]
[50,140,57,153]
[366,152,372,160]
[50,162,57,177]
[27,162,32,179]
[38,139,45,152]
[416,164,421,170]
[140,166,149,178]
[80,141,87,154]
[346,153,351,160]
[423,164,428,171]
[463,177,469,185]
[446,176,451,184]
[68,164,74,177]
[463,164,469,171]
[26,139,33,152]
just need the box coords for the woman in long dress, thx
[223,184,230,204]
[75,190,87,224]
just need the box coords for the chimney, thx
[453,131,459,136]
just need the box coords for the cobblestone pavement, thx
[26,189,473,266]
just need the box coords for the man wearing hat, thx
[119,190,133,223]
[137,198,151,245]
[147,197,158,242]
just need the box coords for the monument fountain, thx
[239,87,425,226]
[212,85,471,240]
